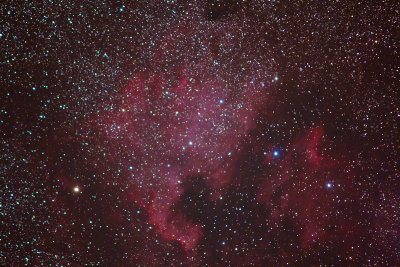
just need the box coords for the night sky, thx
[1,1,399,266]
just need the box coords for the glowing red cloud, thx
[85,15,275,252]
[258,126,357,249]
[94,65,271,251]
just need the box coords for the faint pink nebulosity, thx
[86,16,277,251]
[258,126,359,249]
[97,56,271,250]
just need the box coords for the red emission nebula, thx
[1,1,399,266]
[95,57,270,251]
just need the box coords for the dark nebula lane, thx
[1,0,399,266]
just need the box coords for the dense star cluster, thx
[1,0,399,265]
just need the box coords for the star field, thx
[1,0,399,266]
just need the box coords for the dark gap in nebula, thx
[172,175,216,225]
[204,0,241,21]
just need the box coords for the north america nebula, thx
[1,0,399,266]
